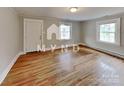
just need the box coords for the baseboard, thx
[45,46,62,51]
[79,43,124,59]
[0,52,24,84]
[1,44,123,84]
[78,43,87,46]
[38,44,79,52]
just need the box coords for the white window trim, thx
[59,22,72,40]
[96,18,120,46]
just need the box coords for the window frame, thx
[59,22,72,40]
[96,18,120,45]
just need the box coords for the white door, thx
[24,19,43,52]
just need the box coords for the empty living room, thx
[1,6,124,87]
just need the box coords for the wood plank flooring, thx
[1,47,124,86]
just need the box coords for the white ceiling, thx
[15,7,124,21]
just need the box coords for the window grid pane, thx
[99,23,116,43]
[60,24,71,40]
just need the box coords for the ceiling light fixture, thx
[70,7,78,13]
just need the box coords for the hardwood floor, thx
[1,47,124,86]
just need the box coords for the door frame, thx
[23,18,44,53]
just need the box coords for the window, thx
[96,18,120,45]
[59,23,72,40]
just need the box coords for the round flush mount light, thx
[70,7,78,13]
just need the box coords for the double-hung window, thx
[96,18,120,45]
[59,23,72,40]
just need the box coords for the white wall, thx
[80,13,124,57]
[0,8,20,79]
[19,16,80,51]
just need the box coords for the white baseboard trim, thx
[0,52,24,84]
[38,44,79,52]
[79,43,124,58]
[78,43,87,46]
